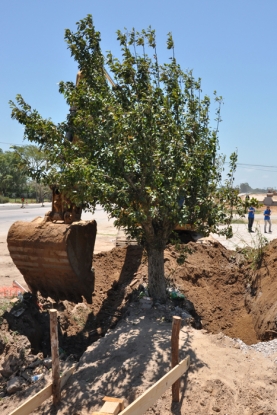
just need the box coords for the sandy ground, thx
[2,307,277,415]
[1,203,277,414]
[213,212,277,250]
[40,310,277,415]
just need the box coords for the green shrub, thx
[0,196,9,203]
[237,226,268,270]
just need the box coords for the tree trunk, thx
[147,245,167,303]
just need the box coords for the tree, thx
[0,149,28,197]
[240,183,252,193]
[11,145,50,203]
[11,145,47,180]
[10,15,239,302]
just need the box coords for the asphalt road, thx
[1,203,276,248]
[0,203,276,286]
[0,203,51,235]
[0,203,116,237]
[0,203,118,288]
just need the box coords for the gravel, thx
[233,337,277,359]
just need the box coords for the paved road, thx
[212,214,277,250]
[1,203,276,250]
[0,203,117,288]
[0,203,116,238]
[0,203,276,289]
[0,203,51,236]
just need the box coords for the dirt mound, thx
[3,239,277,411]
[11,309,277,415]
[1,245,143,360]
[91,240,258,344]
[245,238,277,340]
[0,246,143,404]
[1,242,259,361]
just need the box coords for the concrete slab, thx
[212,216,277,250]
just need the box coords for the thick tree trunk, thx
[147,245,167,303]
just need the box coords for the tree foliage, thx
[11,145,50,203]
[11,145,48,181]
[0,149,28,196]
[0,146,50,201]
[240,182,252,194]
[10,15,240,301]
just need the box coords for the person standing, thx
[248,206,255,232]
[264,206,272,233]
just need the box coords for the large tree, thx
[0,148,28,197]
[10,15,239,302]
[11,145,48,180]
[11,144,50,203]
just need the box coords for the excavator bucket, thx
[7,217,97,304]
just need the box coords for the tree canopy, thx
[10,15,239,302]
[11,144,48,181]
[0,145,50,202]
[0,149,27,197]
[11,145,50,203]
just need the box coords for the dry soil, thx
[1,234,277,414]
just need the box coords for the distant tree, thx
[11,145,47,180]
[9,15,240,302]
[27,180,51,204]
[240,183,252,193]
[0,149,28,197]
[252,187,267,193]
[11,145,49,203]
[243,195,260,213]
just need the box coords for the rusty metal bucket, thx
[7,217,97,303]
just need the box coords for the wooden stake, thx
[119,356,190,415]
[171,316,181,402]
[49,309,61,404]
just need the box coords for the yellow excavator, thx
[7,69,115,304]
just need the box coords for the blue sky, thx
[1,0,277,189]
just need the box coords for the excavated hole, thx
[2,240,276,367]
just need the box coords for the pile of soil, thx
[245,238,277,340]
[3,239,256,354]
[1,245,144,360]
[1,238,277,413]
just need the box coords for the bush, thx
[237,226,268,271]
[0,196,9,204]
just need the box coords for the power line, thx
[225,162,277,169]
[0,141,24,146]
[224,162,277,172]
[237,162,277,168]
[238,168,277,173]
